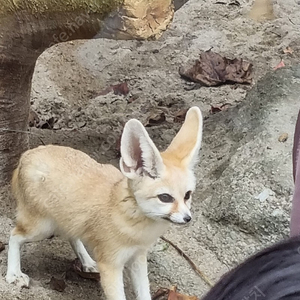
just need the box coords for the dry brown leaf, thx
[72,258,100,281]
[210,103,231,114]
[174,109,188,123]
[152,286,199,300]
[145,111,166,127]
[168,290,199,300]
[49,277,66,292]
[274,60,285,70]
[152,288,169,300]
[179,50,253,87]
[168,286,199,300]
[98,82,129,96]
[112,82,129,96]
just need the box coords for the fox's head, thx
[120,107,203,225]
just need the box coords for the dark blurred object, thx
[202,237,300,300]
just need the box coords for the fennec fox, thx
[6,106,203,300]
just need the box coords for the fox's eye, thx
[184,191,192,201]
[158,193,175,203]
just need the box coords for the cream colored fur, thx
[6,106,203,300]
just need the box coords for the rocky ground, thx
[1,0,300,299]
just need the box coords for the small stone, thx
[271,209,283,217]
[278,133,288,142]
[77,121,87,128]
[53,123,61,130]
[255,188,274,202]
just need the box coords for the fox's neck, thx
[112,177,169,245]
[114,177,150,220]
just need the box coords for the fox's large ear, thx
[163,106,203,167]
[120,119,164,179]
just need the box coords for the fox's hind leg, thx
[69,239,98,273]
[6,215,55,287]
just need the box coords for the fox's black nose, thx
[184,216,192,223]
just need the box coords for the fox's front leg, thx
[128,250,151,300]
[97,262,126,300]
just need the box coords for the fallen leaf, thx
[169,286,199,300]
[274,60,285,70]
[152,288,169,300]
[210,103,231,114]
[278,133,288,142]
[0,241,5,252]
[72,258,100,281]
[153,286,199,300]
[174,109,188,123]
[179,50,253,87]
[283,47,294,55]
[98,82,129,96]
[145,111,166,127]
[98,87,112,96]
[112,82,129,96]
[210,106,222,113]
[49,277,66,292]
[169,290,199,300]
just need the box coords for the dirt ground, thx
[1,0,300,299]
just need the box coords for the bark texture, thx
[0,0,175,183]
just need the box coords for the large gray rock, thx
[194,67,300,268]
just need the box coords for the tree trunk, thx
[0,0,176,184]
[0,59,36,183]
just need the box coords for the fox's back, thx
[13,145,123,222]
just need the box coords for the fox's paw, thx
[6,272,30,288]
[82,260,98,273]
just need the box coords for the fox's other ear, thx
[120,119,164,179]
[163,106,203,167]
